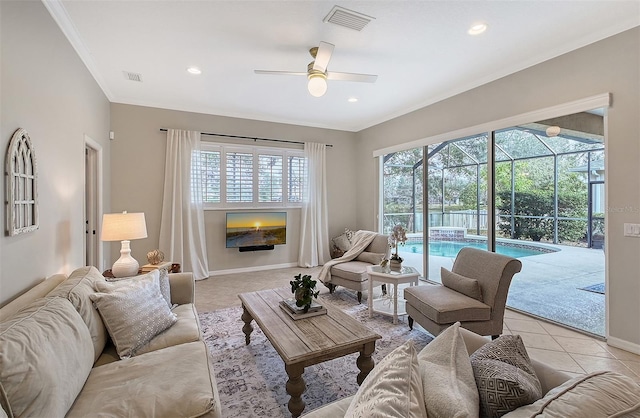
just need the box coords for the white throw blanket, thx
[318,230,379,284]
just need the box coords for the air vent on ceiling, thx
[323,6,374,31]
[122,71,143,82]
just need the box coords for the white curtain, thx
[159,129,210,280]
[298,142,330,267]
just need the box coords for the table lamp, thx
[101,211,148,277]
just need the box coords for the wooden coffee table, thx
[238,287,381,417]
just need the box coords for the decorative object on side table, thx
[147,249,165,265]
[388,224,407,271]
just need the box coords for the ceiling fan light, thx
[308,73,327,97]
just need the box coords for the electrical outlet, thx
[623,223,640,237]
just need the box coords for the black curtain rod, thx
[159,128,332,148]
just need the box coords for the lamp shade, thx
[101,212,147,242]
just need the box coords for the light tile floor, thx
[502,309,640,383]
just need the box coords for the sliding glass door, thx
[380,108,606,336]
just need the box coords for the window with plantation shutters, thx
[258,154,283,202]
[201,150,221,203]
[288,155,306,203]
[226,151,253,203]
[200,142,305,209]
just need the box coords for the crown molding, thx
[42,0,113,100]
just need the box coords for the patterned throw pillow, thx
[470,335,542,418]
[106,269,172,308]
[90,273,177,359]
[157,268,172,307]
[344,340,427,418]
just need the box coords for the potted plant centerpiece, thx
[388,224,408,271]
[290,273,320,313]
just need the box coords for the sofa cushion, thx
[441,267,483,301]
[470,335,542,418]
[355,251,385,265]
[344,340,426,417]
[90,273,178,359]
[136,303,202,355]
[46,265,108,361]
[404,284,491,324]
[66,340,221,418]
[330,261,372,282]
[0,297,94,418]
[502,370,640,417]
[417,322,480,418]
[93,303,202,365]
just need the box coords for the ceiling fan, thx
[254,41,378,97]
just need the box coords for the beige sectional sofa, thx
[0,266,221,418]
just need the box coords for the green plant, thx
[290,273,319,313]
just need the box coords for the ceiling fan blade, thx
[312,41,334,73]
[327,71,378,83]
[254,70,307,77]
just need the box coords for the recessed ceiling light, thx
[187,67,202,75]
[468,22,488,35]
[348,97,358,103]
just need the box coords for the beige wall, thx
[109,104,357,273]
[355,28,640,350]
[0,0,111,305]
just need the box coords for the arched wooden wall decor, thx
[5,128,38,236]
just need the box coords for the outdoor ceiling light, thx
[546,126,561,137]
[187,67,202,75]
[468,22,488,35]
[307,73,327,97]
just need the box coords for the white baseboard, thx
[209,262,298,276]
[607,336,640,355]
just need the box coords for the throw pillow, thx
[441,267,483,301]
[106,269,172,308]
[470,335,542,418]
[46,265,109,361]
[417,322,480,418]
[0,297,94,418]
[502,370,640,417]
[356,251,385,265]
[332,233,352,252]
[344,227,355,242]
[90,273,177,359]
[344,340,427,418]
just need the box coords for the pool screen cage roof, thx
[383,115,605,247]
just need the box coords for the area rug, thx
[579,283,605,294]
[199,292,433,417]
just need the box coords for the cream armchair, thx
[326,233,390,303]
[404,247,522,338]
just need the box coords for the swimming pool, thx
[403,240,555,258]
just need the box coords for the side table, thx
[367,265,420,324]
[102,263,181,278]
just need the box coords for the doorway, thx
[84,136,103,270]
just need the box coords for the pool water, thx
[404,241,547,258]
